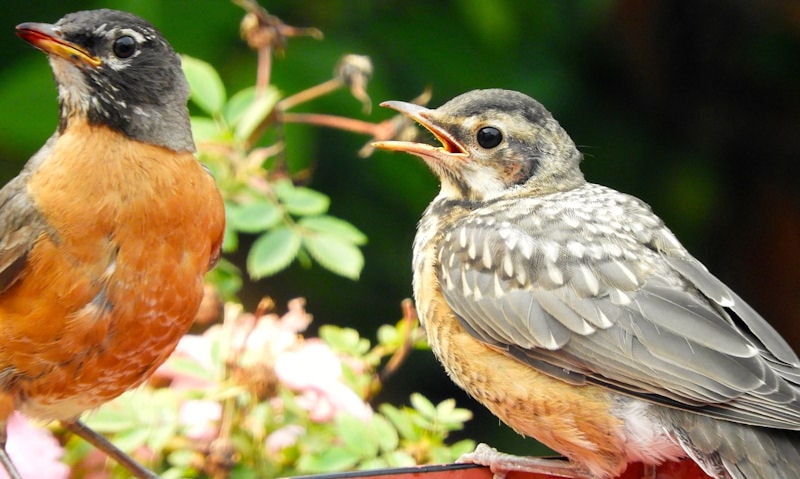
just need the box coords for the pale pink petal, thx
[178,400,222,442]
[318,382,373,421]
[274,340,341,390]
[265,425,305,453]
[154,334,217,390]
[0,412,69,479]
[275,341,372,422]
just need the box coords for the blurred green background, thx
[1,0,799,456]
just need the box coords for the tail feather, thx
[662,408,800,479]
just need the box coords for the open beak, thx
[16,22,101,68]
[372,101,468,163]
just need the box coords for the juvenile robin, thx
[2,9,225,479]
[373,89,800,479]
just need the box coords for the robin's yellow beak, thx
[373,100,468,162]
[16,22,101,68]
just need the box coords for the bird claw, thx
[457,443,593,479]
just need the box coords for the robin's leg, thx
[62,419,158,479]
[458,443,593,479]
[0,422,22,479]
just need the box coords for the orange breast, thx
[414,219,628,478]
[0,120,225,421]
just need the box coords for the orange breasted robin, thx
[2,9,225,479]
[373,89,800,479]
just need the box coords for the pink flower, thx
[236,299,312,365]
[154,333,218,391]
[179,400,222,442]
[0,412,69,479]
[265,425,305,454]
[274,340,372,422]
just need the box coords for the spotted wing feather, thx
[438,182,800,429]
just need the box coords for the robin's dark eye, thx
[477,126,502,149]
[112,35,136,58]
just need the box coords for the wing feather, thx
[436,183,800,429]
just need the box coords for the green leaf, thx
[226,200,283,233]
[379,404,418,441]
[109,427,151,453]
[303,232,364,280]
[319,325,370,355]
[410,393,437,419]
[234,87,281,142]
[377,323,399,346]
[190,116,222,143]
[298,447,359,473]
[205,258,242,299]
[247,227,301,279]
[372,414,399,452]
[223,87,256,126]
[221,222,239,253]
[338,415,378,458]
[181,55,226,115]
[382,450,417,468]
[299,215,367,245]
[275,181,330,216]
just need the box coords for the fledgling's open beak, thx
[372,100,468,165]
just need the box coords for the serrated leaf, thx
[303,232,364,280]
[182,55,226,115]
[226,200,283,233]
[299,215,367,245]
[234,87,281,142]
[247,227,301,279]
[410,393,437,419]
[283,187,330,216]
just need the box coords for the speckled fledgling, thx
[374,89,800,479]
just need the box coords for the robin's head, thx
[16,9,193,152]
[374,89,584,201]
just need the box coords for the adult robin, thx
[373,89,800,479]
[2,9,225,479]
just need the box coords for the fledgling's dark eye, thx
[477,126,502,149]
[112,35,136,58]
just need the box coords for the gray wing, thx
[438,183,800,429]
[0,139,55,294]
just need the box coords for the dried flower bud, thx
[336,54,373,113]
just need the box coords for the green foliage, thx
[67,305,472,478]
[182,55,367,284]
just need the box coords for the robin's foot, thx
[457,443,593,479]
